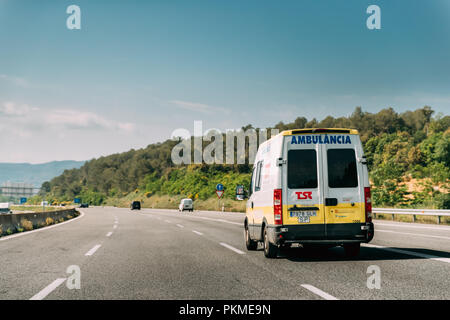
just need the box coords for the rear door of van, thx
[321,135,366,239]
[282,135,326,239]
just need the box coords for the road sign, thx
[20,197,27,204]
[216,183,224,191]
[74,198,81,204]
[236,185,245,201]
[216,190,224,199]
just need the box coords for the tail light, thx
[273,188,283,225]
[364,187,372,223]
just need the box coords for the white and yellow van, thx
[244,128,374,258]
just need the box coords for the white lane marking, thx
[0,211,85,242]
[375,222,450,231]
[301,284,339,300]
[364,244,450,264]
[192,230,203,236]
[176,224,184,228]
[165,220,171,223]
[113,225,118,229]
[376,229,450,240]
[155,213,241,226]
[106,232,113,237]
[219,242,245,255]
[30,278,66,300]
[85,244,102,256]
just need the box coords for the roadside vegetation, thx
[36,106,449,210]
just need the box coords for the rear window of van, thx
[288,150,318,189]
[327,149,358,188]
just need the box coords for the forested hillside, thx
[39,107,450,209]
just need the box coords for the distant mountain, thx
[0,161,85,187]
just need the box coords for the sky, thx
[0,0,449,163]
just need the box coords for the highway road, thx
[0,207,449,300]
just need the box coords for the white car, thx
[179,198,193,212]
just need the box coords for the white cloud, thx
[0,102,39,116]
[0,102,135,133]
[0,74,29,88]
[169,100,230,114]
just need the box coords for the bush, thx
[45,217,54,226]
[20,219,33,231]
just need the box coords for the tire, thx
[263,226,278,258]
[344,243,360,257]
[245,224,258,251]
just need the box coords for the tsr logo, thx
[296,192,312,200]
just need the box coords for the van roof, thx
[280,128,359,135]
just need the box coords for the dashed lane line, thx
[30,278,66,300]
[219,242,245,255]
[85,244,102,256]
[301,284,339,300]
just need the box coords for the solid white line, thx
[219,242,245,255]
[106,232,113,237]
[192,230,203,236]
[364,244,450,264]
[0,211,85,242]
[375,222,450,231]
[301,284,339,300]
[85,244,102,256]
[176,224,184,228]
[113,225,117,229]
[376,229,450,240]
[30,278,66,300]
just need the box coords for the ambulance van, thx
[244,128,374,258]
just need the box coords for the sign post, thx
[216,183,224,211]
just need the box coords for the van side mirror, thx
[359,156,367,165]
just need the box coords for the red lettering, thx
[295,192,313,200]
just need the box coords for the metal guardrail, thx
[372,208,450,224]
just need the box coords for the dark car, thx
[79,203,89,208]
[131,201,141,210]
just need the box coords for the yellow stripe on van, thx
[280,128,359,136]
[247,202,367,225]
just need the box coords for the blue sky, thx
[0,0,449,163]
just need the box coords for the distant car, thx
[131,201,141,210]
[179,198,193,212]
[79,203,89,208]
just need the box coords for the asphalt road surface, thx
[0,207,449,300]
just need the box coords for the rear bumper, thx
[267,222,374,246]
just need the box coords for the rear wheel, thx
[344,243,360,257]
[263,226,278,258]
[245,224,258,251]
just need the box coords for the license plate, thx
[290,210,317,223]
[298,216,310,223]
